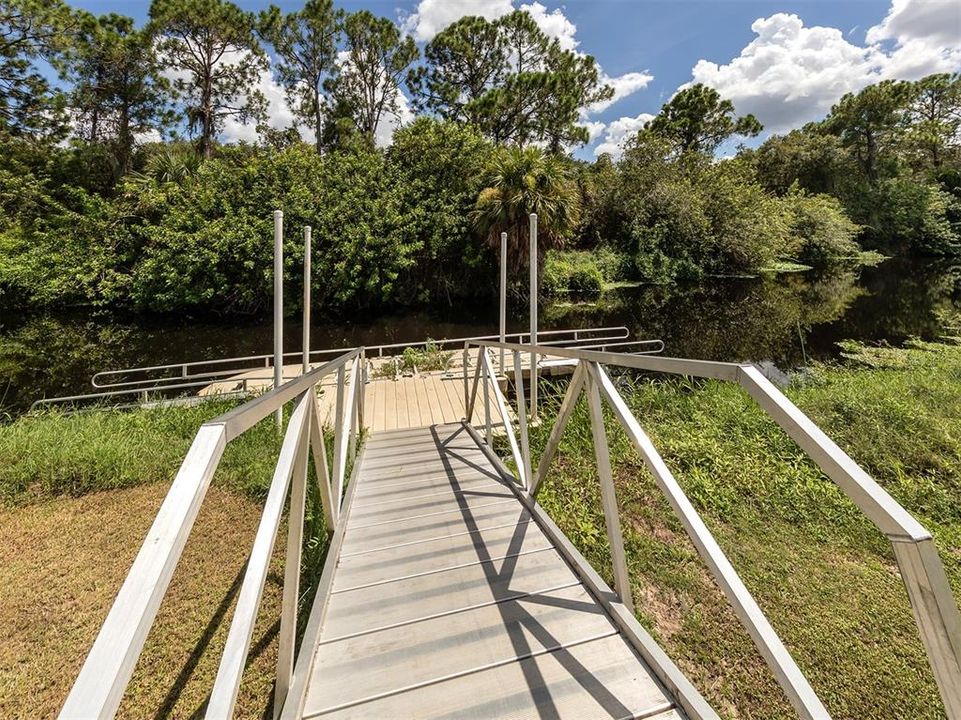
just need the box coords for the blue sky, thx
[68,0,961,159]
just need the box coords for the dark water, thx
[1,257,959,414]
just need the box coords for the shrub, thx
[782,185,862,263]
[542,251,603,296]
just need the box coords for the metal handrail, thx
[89,326,630,390]
[464,339,961,719]
[60,348,365,719]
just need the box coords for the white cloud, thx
[580,120,606,143]
[401,0,513,42]
[374,91,415,148]
[222,57,300,144]
[593,112,655,159]
[520,2,578,51]
[866,0,961,47]
[591,71,654,113]
[684,3,961,134]
[868,0,961,79]
[688,13,886,132]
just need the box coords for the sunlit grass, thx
[529,337,961,719]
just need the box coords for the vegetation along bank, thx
[0,0,959,315]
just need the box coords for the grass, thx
[4,334,961,716]
[0,400,284,505]
[0,397,344,717]
[525,335,961,719]
[0,481,284,718]
[372,339,452,379]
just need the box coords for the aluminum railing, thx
[60,348,365,720]
[90,326,631,391]
[29,327,639,413]
[463,339,961,720]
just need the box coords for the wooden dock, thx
[199,354,578,432]
[288,423,691,719]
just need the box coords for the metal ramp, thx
[60,341,961,719]
[287,423,700,720]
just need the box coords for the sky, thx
[69,0,961,159]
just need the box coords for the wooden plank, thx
[363,441,481,466]
[333,520,555,590]
[383,380,397,432]
[299,423,691,720]
[322,547,579,640]
[397,377,412,429]
[303,634,673,720]
[354,471,506,503]
[416,377,435,426]
[307,585,619,712]
[340,503,531,556]
[423,374,448,425]
[350,479,514,515]
[441,374,465,421]
[345,488,517,528]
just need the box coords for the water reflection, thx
[1,257,958,415]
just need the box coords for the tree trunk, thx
[314,89,323,155]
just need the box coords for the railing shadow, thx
[430,424,632,720]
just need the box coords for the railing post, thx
[332,365,345,507]
[358,348,366,431]
[348,360,358,459]
[512,349,534,493]
[274,407,309,718]
[529,213,538,422]
[462,346,469,413]
[500,230,507,373]
[585,364,634,613]
[483,352,491,445]
[274,209,284,431]
[302,226,311,375]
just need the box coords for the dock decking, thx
[295,423,686,720]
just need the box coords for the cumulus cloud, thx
[593,112,655,159]
[222,58,300,144]
[520,2,578,51]
[579,120,606,143]
[688,14,886,132]
[401,0,513,42]
[591,71,654,113]
[685,2,961,134]
[866,0,961,47]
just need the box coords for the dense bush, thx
[542,251,603,296]
[0,119,495,313]
[781,186,862,263]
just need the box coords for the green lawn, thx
[528,336,961,719]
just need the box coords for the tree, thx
[649,83,761,156]
[410,10,612,150]
[328,10,417,144]
[472,145,581,272]
[824,79,913,182]
[0,0,75,136]
[258,0,339,153]
[407,16,504,126]
[61,13,170,176]
[386,117,490,302]
[752,126,853,196]
[149,0,267,159]
[905,73,961,171]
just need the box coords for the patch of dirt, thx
[0,482,283,719]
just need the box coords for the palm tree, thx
[472,146,581,274]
